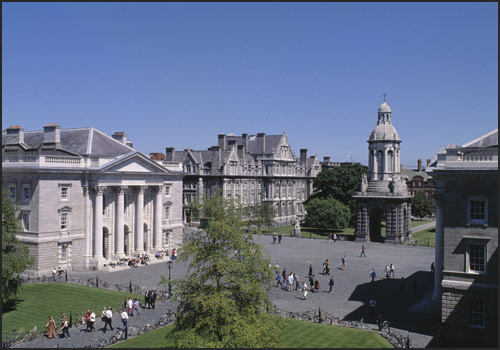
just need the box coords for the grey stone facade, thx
[354,101,412,243]
[427,129,498,347]
[2,125,184,276]
[162,132,321,226]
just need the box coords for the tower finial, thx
[383,93,387,102]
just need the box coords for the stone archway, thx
[369,207,384,242]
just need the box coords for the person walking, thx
[309,275,315,292]
[144,289,150,309]
[151,289,157,309]
[302,282,309,300]
[322,259,329,275]
[84,310,91,332]
[328,232,333,242]
[272,235,277,244]
[133,298,140,316]
[333,233,338,243]
[120,309,129,336]
[45,315,56,339]
[127,298,133,316]
[308,264,313,278]
[287,273,294,292]
[89,310,96,332]
[360,244,366,257]
[389,263,395,277]
[369,298,376,316]
[328,275,335,293]
[370,268,377,283]
[294,274,301,290]
[385,265,390,279]
[103,307,114,332]
[276,273,283,288]
[341,255,346,270]
[278,234,282,244]
[431,262,435,274]
[60,316,70,339]
[314,277,320,293]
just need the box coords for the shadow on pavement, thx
[343,270,440,338]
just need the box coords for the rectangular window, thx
[468,300,485,329]
[60,212,68,230]
[8,183,16,201]
[467,197,488,225]
[61,245,67,262]
[21,212,30,231]
[165,206,170,220]
[60,187,68,200]
[165,185,170,196]
[22,184,31,202]
[468,244,486,273]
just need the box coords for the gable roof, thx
[461,129,498,148]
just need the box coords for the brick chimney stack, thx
[42,123,61,150]
[417,159,422,172]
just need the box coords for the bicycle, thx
[72,276,82,284]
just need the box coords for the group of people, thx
[327,232,338,242]
[274,264,335,300]
[45,313,71,339]
[51,267,65,279]
[271,234,283,244]
[126,297,141,316]
[144,289,158,309]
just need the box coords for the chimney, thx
[323,156,330,163]
[300,149,308,163]
[126,141,134,148]
[112,131,127,145]
[165,147,175,161]
[237,144,246,159]
[228,139,237,150]
[42,123,61,149]
[257,133,266,154]
[242,133,248,150]
[218,134,226,151]
[426,159,431,168]
[6,125,25,145]
[417,159,422,172]
[149,152,165,161]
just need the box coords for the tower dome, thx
[378,101,392,113]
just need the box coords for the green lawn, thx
[2,284,142,338]
[411,227,436,247]
[110,319,392,348]
[261,225,356,239]
[410,219,432,228]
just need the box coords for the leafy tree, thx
[304,197,351,230]
[2,190,34,311]
[309,163,368,225]
[412,191,435,220]
[248,201,275,232]
[159,195,287,347]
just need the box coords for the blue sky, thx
[2,2,498,168]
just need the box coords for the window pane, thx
[470,200,485,220]
[468,300,485,328]
[469,244,485,272]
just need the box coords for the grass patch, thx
[410,219,432,228]
[110,319,392,348]
[412,228,436,247]
[260,225,356,239]
[2,284,142,338]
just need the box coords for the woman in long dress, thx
[302,282,309,300]
[45,315,56,338]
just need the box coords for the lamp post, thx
[167,260,172,298]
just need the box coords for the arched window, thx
[387,151,394,173]
[377,151,383,175]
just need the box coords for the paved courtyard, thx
[16,229,439,348]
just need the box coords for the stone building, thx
[160,132,321,226]
[426,129,498,347]
[354,101,412,243]
[2,125,184,276]
[401,158,435,198]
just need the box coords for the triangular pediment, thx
[100,152,169,174]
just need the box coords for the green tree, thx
[304,197,351,230]
[309,163,368,225]
[2,190,34,311]
[248,201,275,232]
[159,195,287,347]
[412,191,435,220]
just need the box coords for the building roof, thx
[2,127,134,157]
[378,101,392,113]
[401,167,430,181]
[369,123,400,141]
[461,129,498,148]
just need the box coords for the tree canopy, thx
[304,197,351,230]
[308,163,368,225]
[412,191,435,219]
[159,195,287,347]
[2,190,34,311]
[247,201,275,232]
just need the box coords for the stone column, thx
[135,186,146,253]
[83,185,91,259]
[198,177,204,199]
[154,186,163,249]
[433,193,444,301]
[93,186,104,258]
[115,186,126,256]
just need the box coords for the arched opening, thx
[124,225,130,256]
[369,207,385,242]
[103,227,110,259]
[377,151,384,178]
[387,151,394,173]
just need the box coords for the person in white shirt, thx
[287,274,294,292]
[121,309,129,331]
[103,307,114,332]
[89,310,96,332]
[127,298,133,315]
[302,282,309,300]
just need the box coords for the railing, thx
[45,156,81,164]
[456,148,495,161]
